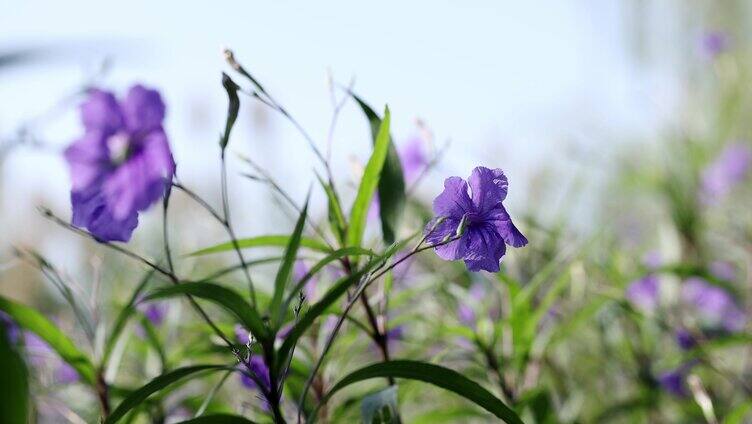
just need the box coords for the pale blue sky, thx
[0,1,685,254]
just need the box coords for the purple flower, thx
[658,367,690,397]
[681,278,745,332]
[701,144,751,203]
[675,328,697,351]
[55,362,80,384]
[235,324,251,345]
[457,304,477,328]
[65,85,176,242]
[642,251,663,270]
[239,355,271,392]
[22,332,79,384]
[294,260,318,301]
[625,275,659,311]
[399,136,429,183]
[425,167,527,272]
[700,30,730,58]
[138,302,168,327]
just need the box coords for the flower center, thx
[107,132,131,165]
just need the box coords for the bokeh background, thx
[2,1,752,423]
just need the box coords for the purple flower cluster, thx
[425,167,527,272]
[65,85,176,242]
[701,143,751,203]
[681,278,745,333]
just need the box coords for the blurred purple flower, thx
[23,332,79,384]
[399,135,429,183]
[55,362,80,384]
[701,144,751,203]
[658,367,690,398]
[709,261,736,281]
[294,260,318,301]
[239,355,271,392]
[235,324,251,345]
[682,278,745,332]
[457,304,477,328]
[65,85,176,242]
[625,275,659,311]
[700,30,730,58]
[425,166,527,272]
[675,328,697,351]
[138,302,168,327]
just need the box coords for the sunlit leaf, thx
[346,106,392,249]
[0,296,96,385]
[350,93,406,244]
[187,235,332,257]
[270,194,310,328]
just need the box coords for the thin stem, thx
[296,232,461,422]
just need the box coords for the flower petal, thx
[71,184,138,242]
[80,89,124,134]
[425,217,467,261]
[468,167,508,213]
[122,85,166,134]
[64,130,110,191]
[102,130,175,220]
[432,176,473,218]
[462,225,506,272]
[485,204,527,247]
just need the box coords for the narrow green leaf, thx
[346,106,392,249]
[270,194,310,327]
[0,324,29,424]
[316,173,347,244]
[310,360,522,424]
[177,414,259,424]
[144,283,268,341]
[0,296,96,385]
[105,365,229,424]
[351,94,406,244]
[219,72,240,150]
[187,235,332,257]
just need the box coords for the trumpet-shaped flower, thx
[65,85,175,242]
[425,167,527,272]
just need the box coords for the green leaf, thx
[317,173,347,243]
[219,72,240,150]
[724,400,752,424]
[270,194,310,328]
[346,106,392,248]
[105,365,229,424]
[310,360,522,424]
[187,235,332,257]
[0,324,29,424]
[351,93,406,244]
[177,414,259,424]
[0,296,96,385]
[144,283,268,341]
[282,246,376,310]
